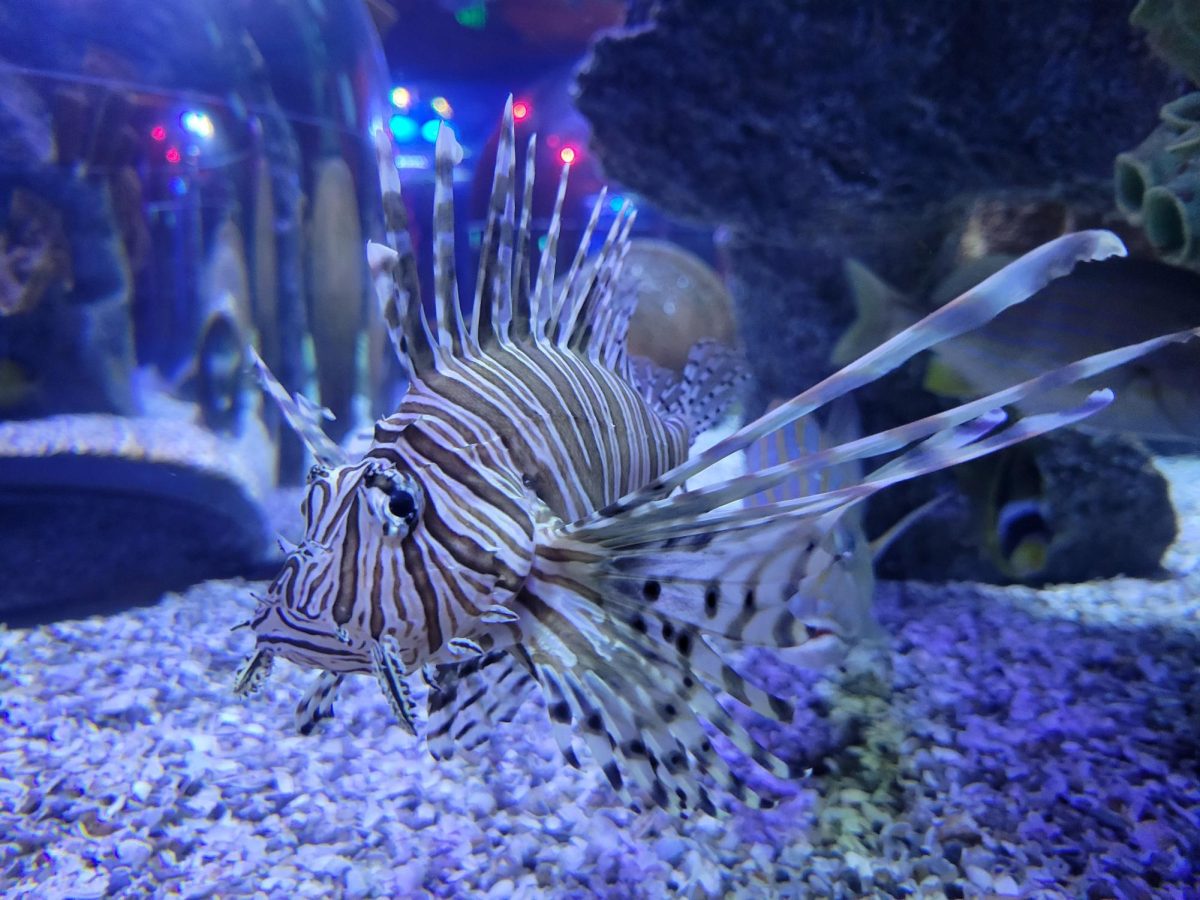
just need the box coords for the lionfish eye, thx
[364,466,424,538]
[387,489,417,523]
[307,464,329,485]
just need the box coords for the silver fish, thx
[234,98,1198,815]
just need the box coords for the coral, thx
[1115,92,1200,267]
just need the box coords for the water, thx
[2,2,1199,898]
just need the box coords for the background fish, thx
[233,99,1198,815]
[835,255,1200,443]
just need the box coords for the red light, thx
[512,101,530,121]
[150,125,167,142]
[559,146,577,165]
[165,147,181,164]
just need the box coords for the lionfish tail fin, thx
[677,340,751,440]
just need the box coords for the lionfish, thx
[234,99,1196,815]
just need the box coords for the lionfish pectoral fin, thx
[370,636,418,736]
[233,649,274,697]
[522,544,810,816]
[294,671,343,736]
[447,637,485,656]
[425,650,536,762]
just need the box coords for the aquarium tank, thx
[2,1,1198,898]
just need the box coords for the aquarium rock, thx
[0,414,273,625]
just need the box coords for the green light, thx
[609,196,624,213]
[389,114,418,143]
[455,3,487,29]
[420,119,441,143]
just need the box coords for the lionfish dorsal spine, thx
[432,125,470,359]
[584,203,639,370]
[370,96,645,379]
[510,133,538,336]
[563,199,631,355]
[529,160,571,340]
[550,184,607,342]
[470,96,518,347]
[371,128,434,380]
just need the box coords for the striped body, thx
[251,337,689,676]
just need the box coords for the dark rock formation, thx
[872,431,1177,585]
[576,0,1182,399]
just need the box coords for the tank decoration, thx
[0,189,72,318]
[0,413,272,626]
[619,239,737,373]
[1129,0,1200,85]
[1115,93,1200,268]
[306,158,366,442]
[1113,1,1200,267]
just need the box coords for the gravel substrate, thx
[2,458,1198,898]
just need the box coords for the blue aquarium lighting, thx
[420,119,441,143]
[389,114,419,143]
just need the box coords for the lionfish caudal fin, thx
[367,96,643,385]
[510,231,1200,814]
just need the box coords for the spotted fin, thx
[630,341,749,441]
[425,650,537,760]
[509,229,1200,813]
[515,385,1117,814]
[371,635,418,735]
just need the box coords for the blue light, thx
[169,176,188,197]
[608,196,624,213]
[389,114,419,143]
[420,119,441,143]
[180,110,214,139]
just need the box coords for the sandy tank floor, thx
[2,458,1197,899]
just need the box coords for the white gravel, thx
[2,457,1198,898]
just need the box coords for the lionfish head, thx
[240,429,539,686]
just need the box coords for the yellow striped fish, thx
[234,99,1199,815]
